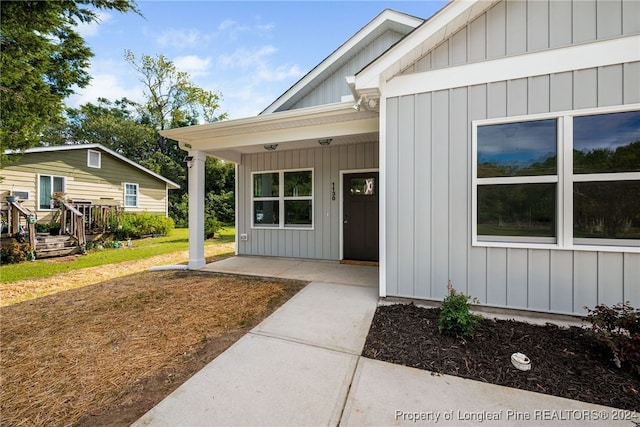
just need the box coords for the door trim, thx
[339,168,379,261]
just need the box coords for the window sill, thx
[473,240,640,253]
[251,225,314,231]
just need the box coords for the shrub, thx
[1,239,33,264]
[112,212,174,240]
[585,302,640,375]
[205,215,220,239]
[438,281,482,338]
[35,223,50,233]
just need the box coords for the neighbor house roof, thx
[6,144,180,189]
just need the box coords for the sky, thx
[67,0,448,120]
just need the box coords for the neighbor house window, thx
[38,175,65,210]
[124,183,138,207]
[87,149,101,168]
[252,169,313,229]
[473,107,640,249]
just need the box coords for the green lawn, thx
[0,227,235,283]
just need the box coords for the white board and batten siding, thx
[237,142,379,260]
[384,0,640,316]
[284,30,408,111]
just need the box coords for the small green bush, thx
[438,281,482,338]
[205,215,220,239]
[1,239,33,264]
[35,223,50,233]
[585,302,640,375]
[112,212,174,240]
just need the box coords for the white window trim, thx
[251,168,314,230]
[37,174,66,211]
[123,182,139,208]
[472,104,640,253]
[87,149,101,168]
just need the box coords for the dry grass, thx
[0,242,235,306]
[0,268,305,426]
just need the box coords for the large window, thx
[38,175,65,210]
[473,107,639,250]
[124,183,139,207]
[252,169,313,229]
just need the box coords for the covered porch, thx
[161,100,382,272]
[201,255,378,287]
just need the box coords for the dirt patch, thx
[363,304,640,411]
[0,242,235,306]
[1,270,306,426]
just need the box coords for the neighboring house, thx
[1,144,180,223]
[162,1,640,316]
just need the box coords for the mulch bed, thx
[363,304,640,411]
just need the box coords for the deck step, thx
[36,246,80,258]
[34,234,79,258]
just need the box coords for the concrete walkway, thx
[135,258,633,427]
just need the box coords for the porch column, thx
[188,150,206,269]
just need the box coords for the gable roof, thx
[351,0,498,94]
[260,9,423,114]
[6,144,180,189]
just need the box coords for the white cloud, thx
[67,74,143,107]
[218,45,277,69]
[173,55,212,77]
[66,59,143,108]
[155,28,209,49]
[218,19,238,31]
[75,11,112,38]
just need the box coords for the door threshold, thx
[340,260,379,267]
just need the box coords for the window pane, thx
[574,180,640,239]
[350,178,375,196]
[254,173,279,197]
[477,183,556,237]
[254,200,279,225]
[284,200,312,226]
[39,176,51,209]
[574,110,640,174]
[284,171,312,197]
[477,119,557,177]
[125,184,137,207]
[53,177,64,193]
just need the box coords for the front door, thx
[343,172,379,262]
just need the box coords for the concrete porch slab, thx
[200,256,379,287]
[133,333,357,427]
[252,282,379,354]
[341,358,630,426]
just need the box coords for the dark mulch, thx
[363,304,640,411]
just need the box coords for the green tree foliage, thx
[123,51,230,222]
[43,98,157,158]
[0,0,139,162]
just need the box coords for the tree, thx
[42,98,158,159]
[0,0,139,162]
[124,51,229,222]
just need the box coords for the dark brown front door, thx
[343,172,379,262]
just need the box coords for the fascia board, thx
[182,116,379,152]
[354,0,482,92]
[162,102,364,141]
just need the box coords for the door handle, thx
[343,214,348,224]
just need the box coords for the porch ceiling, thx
[160,102,380,163]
